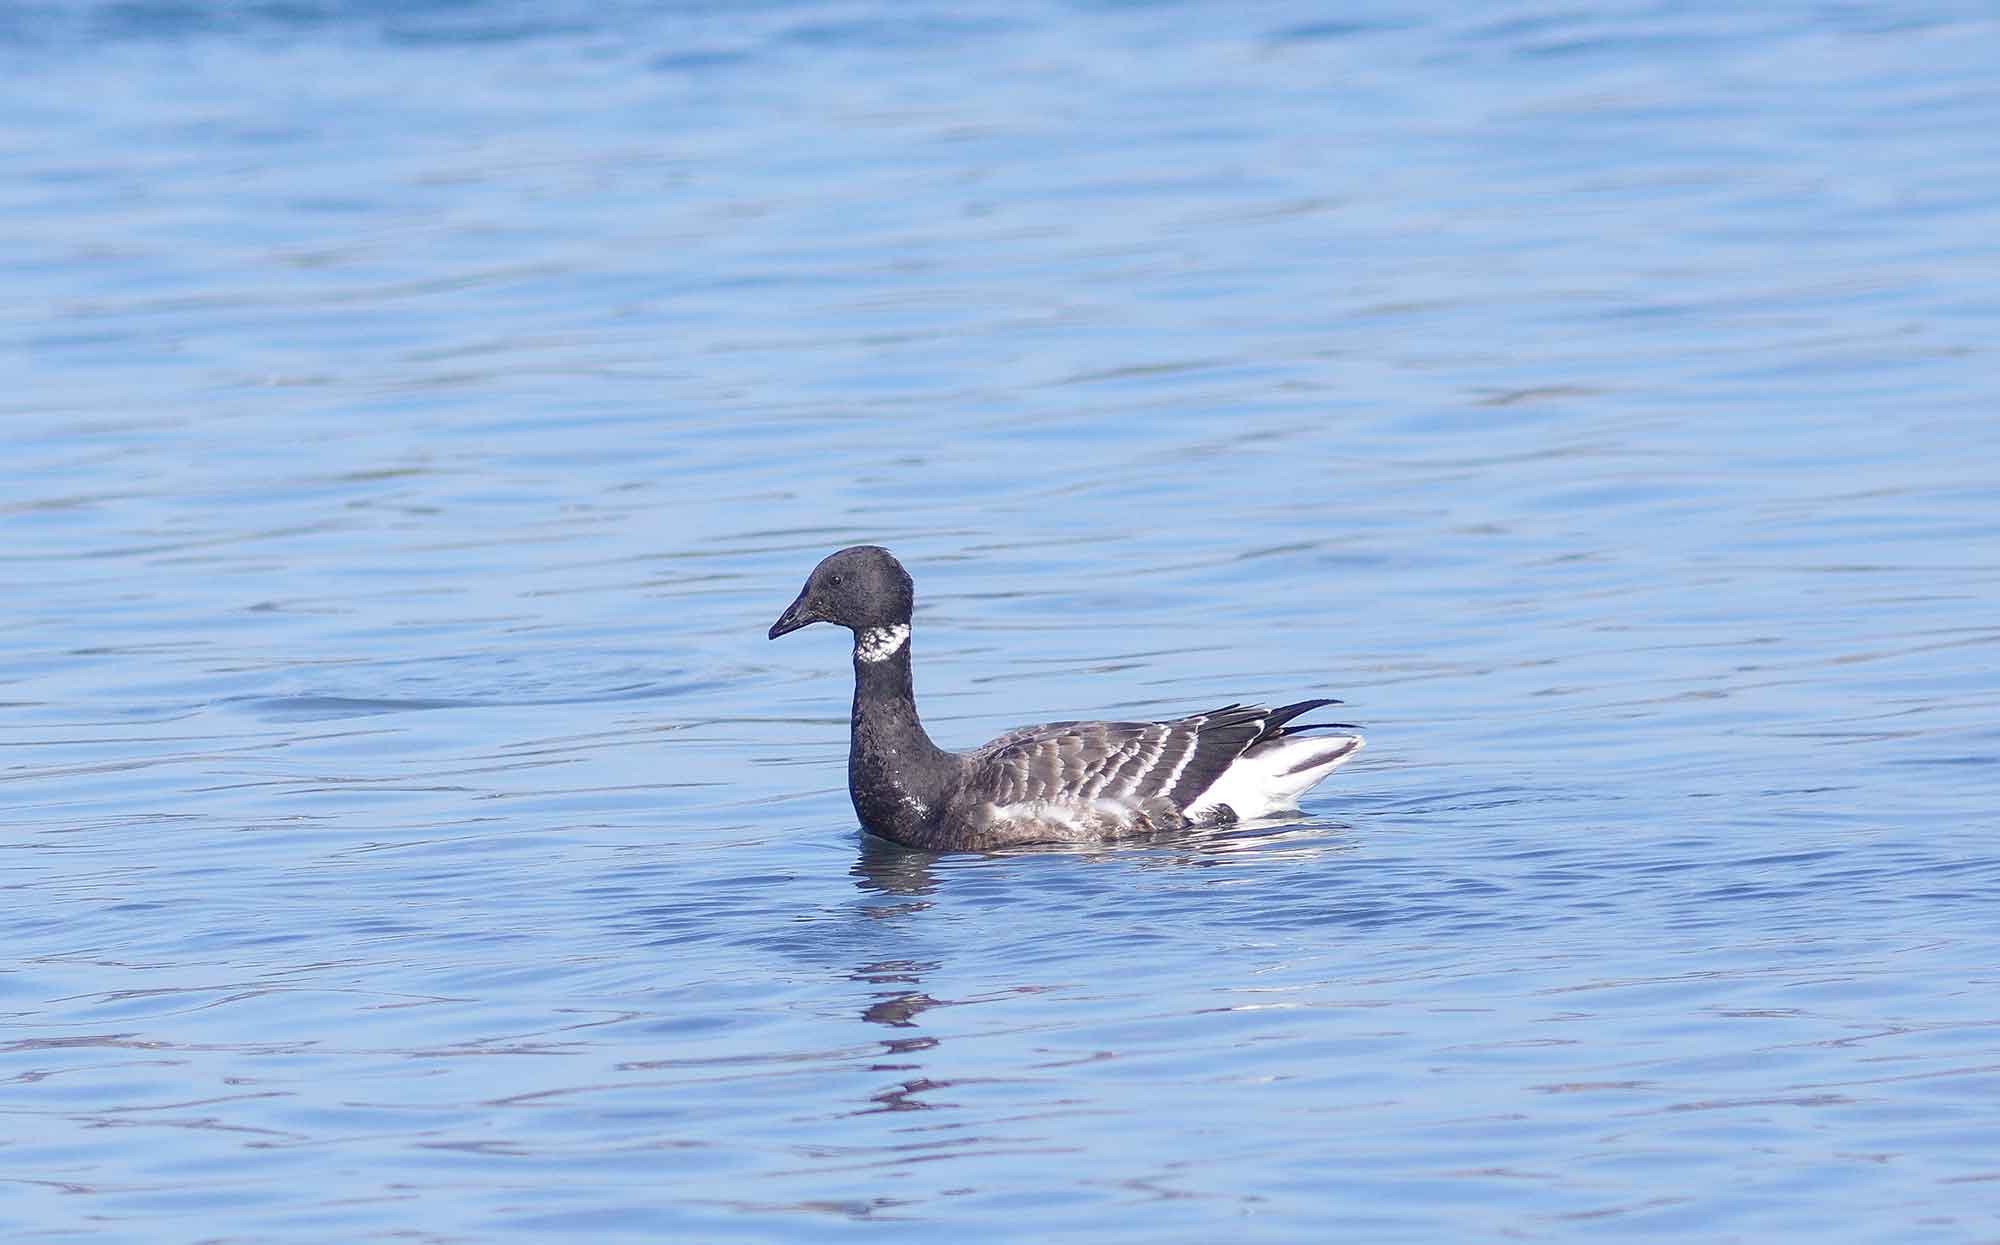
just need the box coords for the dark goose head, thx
[769,545,915,640]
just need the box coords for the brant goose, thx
[769,546,1363,851]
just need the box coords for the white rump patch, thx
[855,623,910,663]
[1185,735,1363,823]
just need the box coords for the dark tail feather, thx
[1251,698,1345,746]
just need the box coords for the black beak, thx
[768,590,818,639]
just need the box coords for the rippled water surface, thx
[5,1,2000,1240]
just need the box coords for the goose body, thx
[770,546,1363,851]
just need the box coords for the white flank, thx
[855,623,910,663]
[1184,734,1363,822]
[983,798,1140,842]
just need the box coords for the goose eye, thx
[828,574,843,587]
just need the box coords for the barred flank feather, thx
[956,699,1362,841]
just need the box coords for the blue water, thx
[5,1,2000,1240]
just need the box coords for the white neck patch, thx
[855,623,909,663]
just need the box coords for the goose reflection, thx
[844,841,956,1113]
[838,819,1355,1119]
[848,959,944,1034]
[851,815,1353,895]
[849,832,941,905]
[844,958,950,1113]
